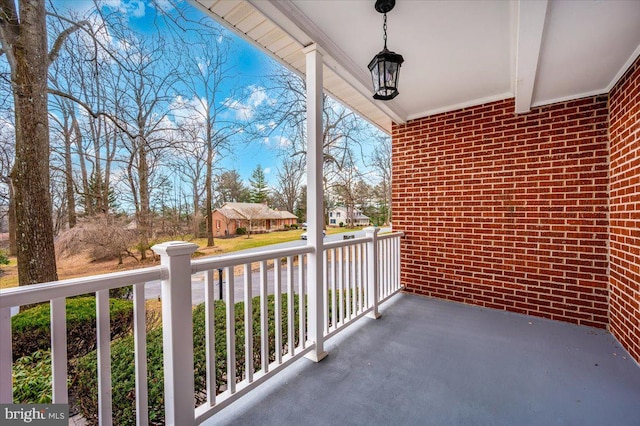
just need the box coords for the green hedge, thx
[11,297,134,361]
[74,295,299,425]
[12,350,54,404]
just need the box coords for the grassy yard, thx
[0,227,359,290]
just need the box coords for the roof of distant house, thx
[216,202,297,220]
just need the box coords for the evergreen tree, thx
[249,164,269,204]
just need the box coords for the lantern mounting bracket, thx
[374,0,396,14]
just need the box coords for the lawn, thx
[0,227,359,290]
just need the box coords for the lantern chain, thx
[383,13,388,49]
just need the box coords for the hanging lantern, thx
[368,0,404,101]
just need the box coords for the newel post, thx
[151,241,198,426]
[366,228,381,319]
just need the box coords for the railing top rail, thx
[377,231,405,240]
[0,266,166,309]
[191,245,314,274]
[323,236,372,250]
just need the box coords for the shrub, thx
[236,227,247,235]
[74,295,299,425]
[109,285,133,300]
[290,223,299,229]
[0,250,9,267]
[55,216,138,263]
[11,297,134,361]
[12,350,54,404]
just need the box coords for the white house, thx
[328,206,370,227]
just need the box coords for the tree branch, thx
[47,88,140,140]
[0,0,19,71]
[48,19,89,64]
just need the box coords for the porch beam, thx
[514,0,549,113]
[303,43,328,363]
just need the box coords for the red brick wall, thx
[609,55,640,363]
[392,96,610,328]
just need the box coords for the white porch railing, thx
[0,230,403,425]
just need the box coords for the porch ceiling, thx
[193,0,640,133]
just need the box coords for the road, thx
[7,230,372,315]
[145,230,368,305]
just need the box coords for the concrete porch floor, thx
[206,293,640,426]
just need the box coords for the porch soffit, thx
[192,0,640,134]
[191,0,395,134]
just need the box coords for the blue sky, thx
[50,0,385,191]
[51,0,296,186]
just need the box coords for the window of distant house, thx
[337,212,341,217]
[330,219,336,224]
[329,212,333,217]
[216,220,220,229]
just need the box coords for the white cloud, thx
[101,0,146,18]
[223,85,272,121]
[170,95,208,127]
[153,0,175,13]
[264,167,271,174]
[277,136,291,148]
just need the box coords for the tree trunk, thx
[8,178,16,256]
[193,191,201,238]
[138,141,150,260]
[71,111,91,214]
[10,0,58,284]
[205,124,214,247]
[205,169,214,246]
[64,119,77,228]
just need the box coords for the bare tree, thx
[334,162,363,228]
[272,155,305,214]
[0,116,14,253]
[0,0,86,285]
[251,70,367,172]
[368,135,392,224]
[48,95,78,230]
[180,27,239,247]
[171,122,207,238]
[113,31,180,260]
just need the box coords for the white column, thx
[366,228,381,319]
[151,241,198,426]
[304,43,327,362]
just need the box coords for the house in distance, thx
[212,202,298,237]
[328,206,370,227]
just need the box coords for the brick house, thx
[393,59,640,362]
[211,202,298,236]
